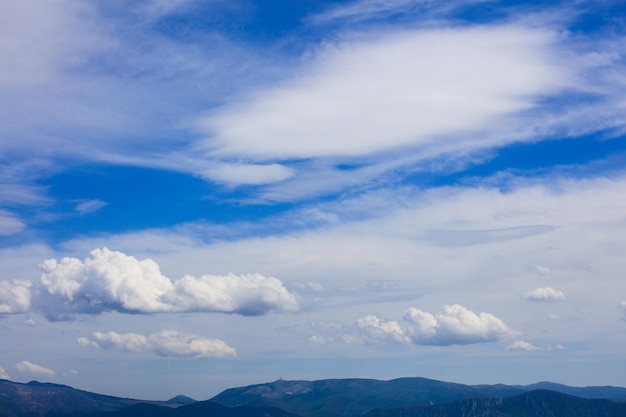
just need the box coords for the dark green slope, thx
[210,377,526,417]
[364,390,626,417]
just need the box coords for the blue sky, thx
[1,0,626,401]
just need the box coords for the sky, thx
[1,0,626,402]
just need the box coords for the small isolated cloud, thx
[620,301,626,320]
[507,340,541,351]
[202,163,295,185]
[0,280,32,314]
[507,340,566,351]
[74,199,108,215]
[38,248,299,320]
[15,360,55,377]
[533,265,551,275]
[341,304,513,347]
[77,330,236,358]
[0,367,10,379]
[523,287,565,302]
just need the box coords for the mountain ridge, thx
[1,377,625,417]
[209,376,626,417]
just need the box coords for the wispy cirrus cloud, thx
[74,199,108,215]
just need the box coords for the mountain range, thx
[1,377,625,417]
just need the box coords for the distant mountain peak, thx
[167,395,197,404]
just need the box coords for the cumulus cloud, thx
[356,315,411,344]
[403,304,513,345]
[0,280,32,314]
[0,367,10,379]
[344,304,513,346]
[77,330,236,358]
[37,248,299,319]
[523,287,565,302]
[15,360,55,377]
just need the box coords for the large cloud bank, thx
[201,26,566,162]
[18,248,300,320]
[77,330,236,358]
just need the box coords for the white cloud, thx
[39,248,173,314]
[507,340,541,351]
[202,163,295,185]
[166,273,299,316]
[74,199,108,215]
[534,265,552,275]
[523,287,565,302]
[15,360,55,377]
[0,280,32,314]
[78,330,236,358]
[356,315,411,344]
[0,367,10,379]
[37,248,299,319]
[311,0,427,23]
[335,305,513,347]
[311,0,488,24]
[403,304,513,345]
[507,340,566,351]
[201,26,567,160]
[0,210,26,236]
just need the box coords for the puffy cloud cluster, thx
[352,304,513,346]
[356,315,411,345]
[0,280,31,313]
[15,360,55,377]
[77,330,236,358]
[523,287,565,302]
[0,366,10,379]
[36,248,299,319]
[403,304,512,345]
